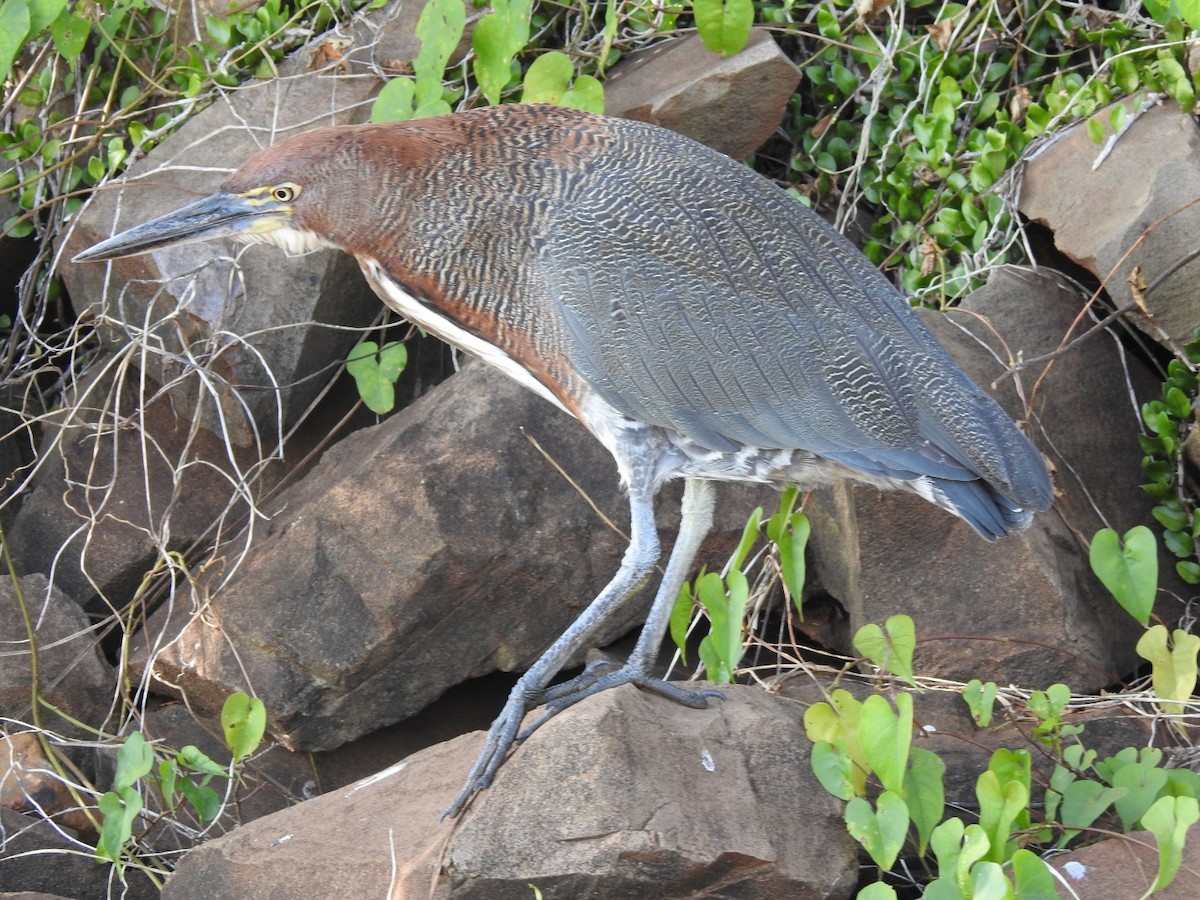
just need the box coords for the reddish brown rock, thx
[605,29,801,160]
[162,683,857,899]
[1019,94,1200,346]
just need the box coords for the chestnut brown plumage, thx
[75,103,1052,816]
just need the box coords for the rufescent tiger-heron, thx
[74,103,1053,817]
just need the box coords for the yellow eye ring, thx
[271,184,299,203]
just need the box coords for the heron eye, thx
[271,184,299,202]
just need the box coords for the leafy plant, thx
[370,0,465,121]
[693,0,754,57]
[345,340,408,415]
[807,617,1199,896]
[1138,329,1200,584]
[1090,526,1158,623]
[669,487,810,681]
[97,692,267,875]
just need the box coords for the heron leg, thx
[442,466,663,819]
[523,477,724,735]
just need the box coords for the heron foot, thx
[441,662,725,819]
[519,664,725,742]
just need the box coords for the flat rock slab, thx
[1019,94,1200,345]
[161,683,857,899]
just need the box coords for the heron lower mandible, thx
[75,103,1053,817]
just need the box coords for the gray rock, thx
[1049,828,1200,899]
[0,807,156,899]
[606,29,801,160]
[0,574,112,738]
[6,362,264,607]
[1019,94,1200,346]
[161,683,858,899]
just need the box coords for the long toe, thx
[518,667,725,742]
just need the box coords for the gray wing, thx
[538,124,1048,508]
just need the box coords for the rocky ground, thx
[2,1,1200,898]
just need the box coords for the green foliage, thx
[809,619,1199,895]
[1138,330,1200,584]
[97,692,266,871]
[520,51,604,112]
[345,341,408,415]
[963,679,998,727]
[2,0,358,239]
[370,0,465,121]
[765,486,809,618]
[221,692,268,763]
[1026,683,1083,754]
[853,614,916,686]
[690,569,748,683]
[692,0,754,57]
[670,489,809,681]
[788,0,1200,301]
[1090,526,1158,623]
[473,0,532,105]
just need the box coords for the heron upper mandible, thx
[75,103,1053,816]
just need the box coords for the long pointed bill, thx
[72,192,286,262]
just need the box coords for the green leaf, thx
[472,0,531,105]
[346,340,408,414]
[1178,0,1200,30]
[853,614,916,685]
[521,51,574,103]
[27,0,63,33]
[1056,778,1126,845]
[963,679,998,727]
[1142,795,1200,893]
[975,769,1028,863]
[1135,625,1200,716]
[968,862,1011,900]
[803,690,868,795]
[857,883,898,900]
[413,0,465,82]
[669,581,693,663]
[178,745,226,779]
[811,738,855,801]
[0,0,31,81]
[1089,526,1158,624]
[114,732,155,790]
[559,74,604,114]
[956,825,993,889]
[904,747,946,855]
[692,0,754,57]
[221,691,266,763]
[731,506,763,573]
[1011,848,1057,899]
[844,791,909,871]
[372,78,417,122]
[768,503,809,618]
[205,14,232,46]
[96,786,141,863]
[178,777,222,823]
[2,215,31,238]
[860,693,912,796]
[521,52,605,112]
[1110,759,1168,831]
[159,759,178,809]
